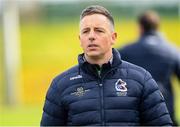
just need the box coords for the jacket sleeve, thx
[40,79,67,126]
[140,71,173,126]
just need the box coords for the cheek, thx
[80,41,84,48]
[80,38,87,48]
[102,37,112,46]
[80,36,84,45]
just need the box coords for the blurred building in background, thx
[0,0,179,125]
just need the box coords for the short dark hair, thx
[80,5,114,29]
[138,11,160,32]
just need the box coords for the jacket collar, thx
[78,48,122,76]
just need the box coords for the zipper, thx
[99,82,105,126]
[95,66,104,126]
[97,67,118,126]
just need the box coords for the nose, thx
[88,30,95,42]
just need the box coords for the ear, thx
[111,32,117,45]
[79,34,82,47]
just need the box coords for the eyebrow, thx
[81,27,89,31]
[94,27,105,31]
[81,27,106,31]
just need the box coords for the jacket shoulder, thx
[54,65,79,82]
[120,60,152,85]
[49,65,80,92]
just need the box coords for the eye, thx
[81,29,89,34]
[95,29,104,33]
[82,30,88,34]
[97,30,103,32]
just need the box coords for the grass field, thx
[0,105,42,126]
[0,18,179,125]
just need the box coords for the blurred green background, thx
[0,0,179,125]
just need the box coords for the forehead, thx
[80,14,111,28]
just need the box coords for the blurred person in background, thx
[119,10,180,125]
[41,5,172,126]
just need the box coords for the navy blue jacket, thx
[41,48,172,126]
[119,32,180,122]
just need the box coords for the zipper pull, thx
[96,66,102,78]
[98,70,101,78]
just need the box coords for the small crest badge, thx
[115,79,128,96]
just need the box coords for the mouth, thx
[88,44,99,48]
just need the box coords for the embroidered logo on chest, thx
[115,79,128,96]
[71,87,90,97]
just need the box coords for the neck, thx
[85,49,113,67]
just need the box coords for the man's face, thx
[79,14,117,58]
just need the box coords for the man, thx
[119,10,180,125]
[41,6,172,126]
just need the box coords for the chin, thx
[87,53,101,58]
[86,51,101,58]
